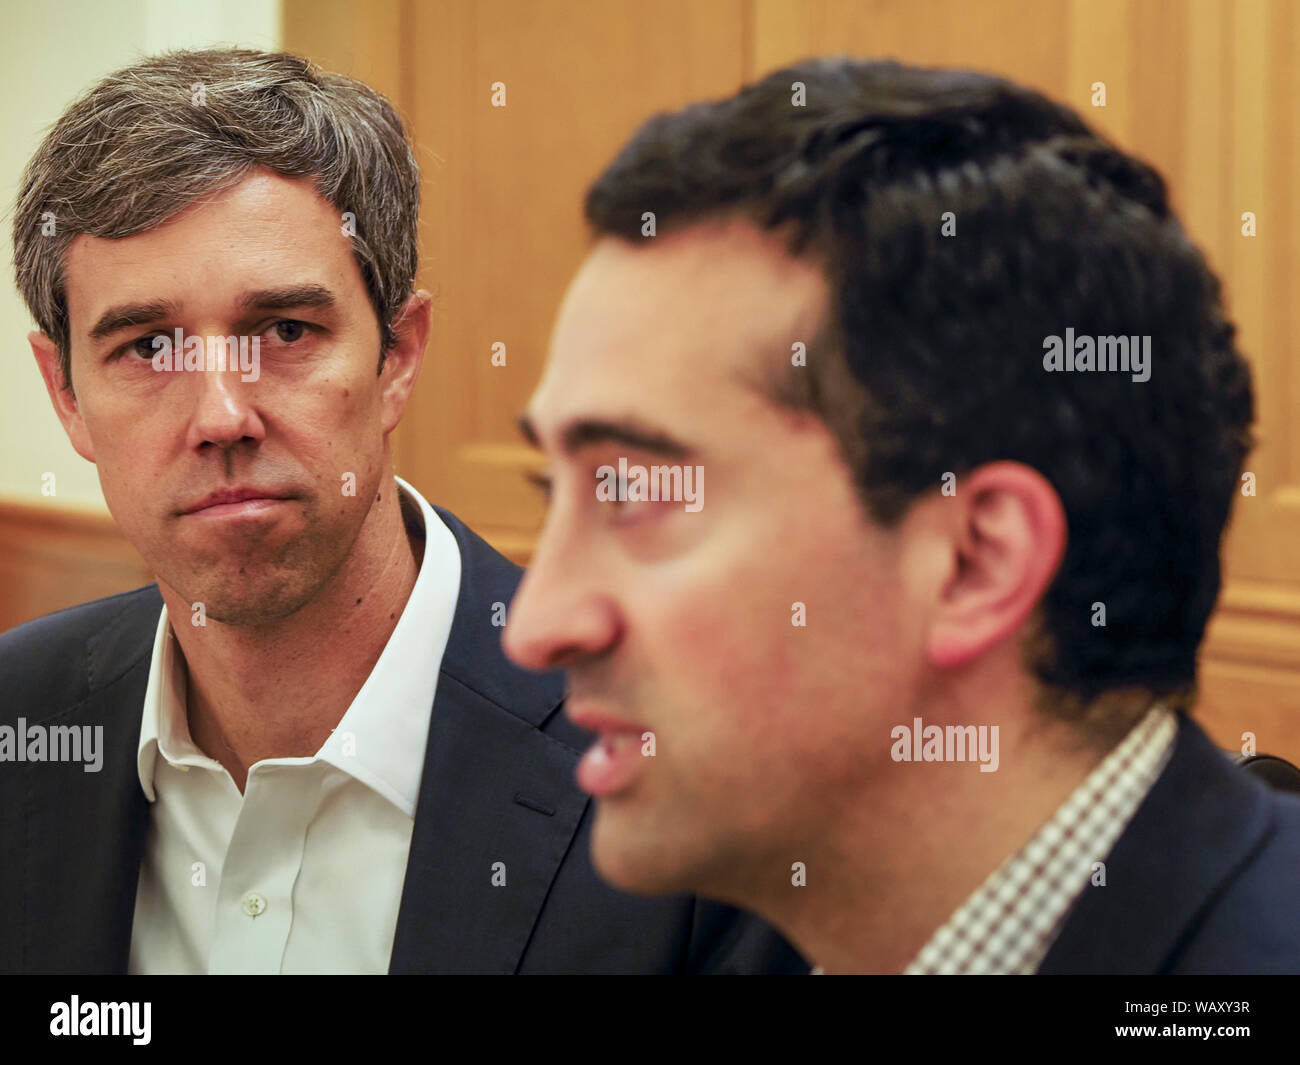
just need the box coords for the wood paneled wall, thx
[280,0,1300,761]
[0,502,150,633]
[4,1,1296,763]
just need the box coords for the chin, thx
[164,565,320,627]
[589,806,709,898]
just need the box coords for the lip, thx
[567,703,650,799]
[566,704,646,737]
[181,487,294,516]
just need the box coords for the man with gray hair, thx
[0,48,805,975]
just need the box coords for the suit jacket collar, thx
[1038,711,1274,974]
[387,507,576,972]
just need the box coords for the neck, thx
[161,476,422,792]
[727,704,1120,974]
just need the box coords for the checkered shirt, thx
[902,702,1178,975]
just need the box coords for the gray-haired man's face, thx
[35,168,413,625]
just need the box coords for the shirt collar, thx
[136,476,462,817]
[903,702,1178,974]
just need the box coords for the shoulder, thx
[0,584,161,721]
[1173,788,1300,973]
[431,504,525,610]
[1043,714,1300,974]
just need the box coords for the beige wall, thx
[0,0,281,512]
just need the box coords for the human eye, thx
[593,460,671,526]
[524,469,553,501]
[114,333,167,361]
[263,319,310,344]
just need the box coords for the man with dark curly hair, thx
[506,57,1300,974]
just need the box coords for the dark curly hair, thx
[584,57,1255,723]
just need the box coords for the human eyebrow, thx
[88,299,179,341]
[238,284,337,313]
[516,413,693,460]
[562,418,693,459]
[86,285,338,344]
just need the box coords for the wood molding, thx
[0,501,151,634]
[1204,580,1300,672]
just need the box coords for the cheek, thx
[80,396,172,495]
[633,553,811,776]
[659,588,799,707]
[271,377,380,460]
[635,528,904,787]
[326,377,384,442]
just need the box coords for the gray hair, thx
[11,47,420,388]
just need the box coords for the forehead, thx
[62,169,360,330]
[531,219,829,437]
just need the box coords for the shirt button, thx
[241,892,267,918]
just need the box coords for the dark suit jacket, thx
[1039,711,1300,974]
[0,506,807,975]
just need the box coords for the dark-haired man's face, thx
[506,219,917,900]
[32,169,423,625]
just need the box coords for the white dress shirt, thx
[128,477,461,974]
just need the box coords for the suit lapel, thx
[1038,713,1273,974]
[20,596,155,974]
[389,509,579,973]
